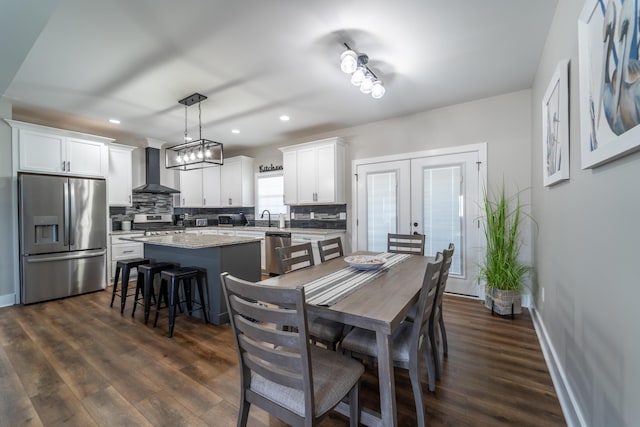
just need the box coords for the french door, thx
[355,146,485,297]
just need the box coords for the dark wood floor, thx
[0,288,565,426]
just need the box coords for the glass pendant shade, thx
[360,74,374,94]
[340,50,358,74]
[371,80,385,99]
[351,67,366,86]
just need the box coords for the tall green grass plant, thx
[479,185,529,291]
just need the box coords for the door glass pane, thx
[367,172,397,252]
[423,166,463,275]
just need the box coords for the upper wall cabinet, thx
[280,137,345,205]
[6,120,112,178]
[220,156,254,207]
[179,166,221,207]
[108,143,135,206]
[178,155,253,207]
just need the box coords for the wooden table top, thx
[259,253,430,335]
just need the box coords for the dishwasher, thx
[265,231,291,275]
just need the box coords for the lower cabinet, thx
[109,233,144,280]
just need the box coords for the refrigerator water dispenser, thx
[34,216,59,244]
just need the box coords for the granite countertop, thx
[122,234,261,249]
[186,226,346,235]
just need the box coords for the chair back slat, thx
[229,294,299,326]
[220,273,315,416]
[276,242,315,275]
[238,334,303,371]
[234,314,302,349]
[317,237,344,263]
[387,233,426,255]
[410,254,443,350]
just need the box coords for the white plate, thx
[344,255,386,271]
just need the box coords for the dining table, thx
[258,251,431,427]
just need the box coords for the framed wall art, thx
[578,0,640,169]
[542,59,570,186]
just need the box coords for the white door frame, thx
[352,143,488,295]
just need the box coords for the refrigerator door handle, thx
[69,182,76,246]
[24,249,106,263]
[63,182,70,246]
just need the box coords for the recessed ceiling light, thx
[184,136,193,141]
[231,129,240,134]
[109,118,120,124]
[279,115,290,121]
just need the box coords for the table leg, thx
[376,330,397,427]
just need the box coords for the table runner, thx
[304,253,411,306]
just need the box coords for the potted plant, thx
[479,184,529,316]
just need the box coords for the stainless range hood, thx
[133,147,180,194]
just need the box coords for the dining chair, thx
[387,233,426,255]
[340,253,443,427]
[429,243,455,380]
[276,242,345,351]
[317,237,344,262]
[275,242,315,275]
[220,273,364,427]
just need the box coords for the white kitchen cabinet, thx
[280,137,345,205]
[220,156,254,207]
[109,233,144,280]
[108,143,135,206]
[7,120,111,177]
[292,231,346,265]
[179,169,204,207]
[236,230,266,272]
[179,166,221,207]
[282,150,298,204]
[202,166,221,207]
[179,156,250,207]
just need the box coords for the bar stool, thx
[154,267,209,337]
[110,258,150,314]
[132,262,178,324]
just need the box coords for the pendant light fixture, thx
[340,43,385,99]
[165,93,224,170]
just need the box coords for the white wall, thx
[0,101,16,304]
[531,1,640,426]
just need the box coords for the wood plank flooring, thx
[0,288,565,426]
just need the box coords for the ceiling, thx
[1,0,557,150]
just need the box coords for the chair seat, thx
[308,317,345,343]
[341,321,415,364]
[250,346,364,417]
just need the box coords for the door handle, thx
[63,182,70,246]
[69,183,76,246]
[61,161,66,171]
[67,161,70,171]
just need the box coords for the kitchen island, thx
[126,234,261,325]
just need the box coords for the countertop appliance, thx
[18,173,107,304]
[217,213,248,227]
[265,230,292,276]
[133,214,185,236]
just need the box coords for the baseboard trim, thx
[0,293,17,307]
[529,306,586,427]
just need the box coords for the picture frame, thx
[542,59,570,186]
[578,0,640,169]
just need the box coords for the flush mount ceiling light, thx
[165,93,223,170]
[340,43,385,99]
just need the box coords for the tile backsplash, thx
[110,193,174,230]
[289,204,347,230]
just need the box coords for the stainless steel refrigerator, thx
[18,173,107,304]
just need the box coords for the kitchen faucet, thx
[260,209,272,227]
